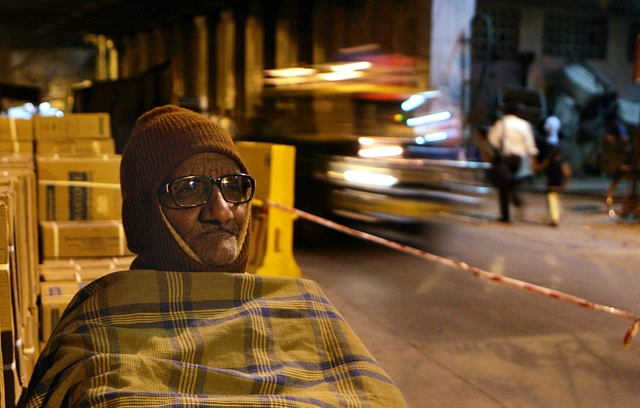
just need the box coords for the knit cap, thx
[120,105,251,272]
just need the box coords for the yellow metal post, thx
[236,141,301,277]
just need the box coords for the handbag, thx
[487,124,521,187]
[488,150,520,186]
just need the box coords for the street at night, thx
[294,183,640,407]
[5,1,640,406]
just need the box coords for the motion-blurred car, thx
[247,53,491,224]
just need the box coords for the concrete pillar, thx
[217,10,235,113]
[246,13,264,119]
[193,15,209,112]
[430,0,476,124]
[106,38,118,80]
[207,13,221,115]
[233,6,248,118]
[298,0,315,65]
[150,26,168,68]
[136,31,152,74]
[118,35,137,78]
[276,7,297,68]
[96,35,107,80]
[262,0,280,70]
[180,19,197,101]
[168,22,185,100]
[312,1,330,64]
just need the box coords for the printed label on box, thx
[68,171,89,220]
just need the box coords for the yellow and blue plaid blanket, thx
[24,270,407,407]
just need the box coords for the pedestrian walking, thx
[540,116,571,226]
[487,107,539,223]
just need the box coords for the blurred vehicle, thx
[247,53,491,224]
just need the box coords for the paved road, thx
[293,187,640,408]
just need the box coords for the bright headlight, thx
[343,170,398,187]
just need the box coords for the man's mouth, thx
[202,230,234,238]
[198,225,238,238]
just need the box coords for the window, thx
[543,12,607,59]
[472,6,520,60]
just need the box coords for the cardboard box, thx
[40,255,134,271]
[0,117,33,141]
[0,248,15,399]
[39,220,133,259]
[39,294,75,343]
[0,182,35,390]
[21,307,38,376]
[36,138,115,155]
[0,169,40,319]
[1,356,4,408]
[0,140,33,154]
[39,266,118,283]
[1,264,21,408]
[40,281,87,296]
[36,154,122,221]
[0,204,23,406]
[0,153,34,171]
[34,113,111,139]
[0,191,21,317]
[0,202,9,265]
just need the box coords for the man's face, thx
[160,152,249,266]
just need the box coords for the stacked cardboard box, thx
[35,154,131,260]
[0,155,39,408]
[0,112,129,406]
[34,113,114,154]
[0,117,34,155]
[0,200,20,408]
[35,113,129,260]
[36,154,123,223]
[33,113,132,353]
[38,256,134,344]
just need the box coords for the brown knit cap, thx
[120,104,250,272]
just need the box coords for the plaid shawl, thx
[24,270,407,407]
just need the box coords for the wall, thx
[430,0,477,112]
[519,6,640,102]
[9,48,95,111]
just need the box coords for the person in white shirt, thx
[487,108,539,222]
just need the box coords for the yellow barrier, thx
[236,141,301,277]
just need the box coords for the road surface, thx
[293,189,640,408]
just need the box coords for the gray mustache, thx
[197,222,239,236]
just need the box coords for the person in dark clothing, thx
[541,116,570,226]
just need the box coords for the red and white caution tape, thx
[262,197,640,348]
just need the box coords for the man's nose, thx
[199,188,233,223]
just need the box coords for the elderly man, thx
[22,106,407,407]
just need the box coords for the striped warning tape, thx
[262,197,640,348]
